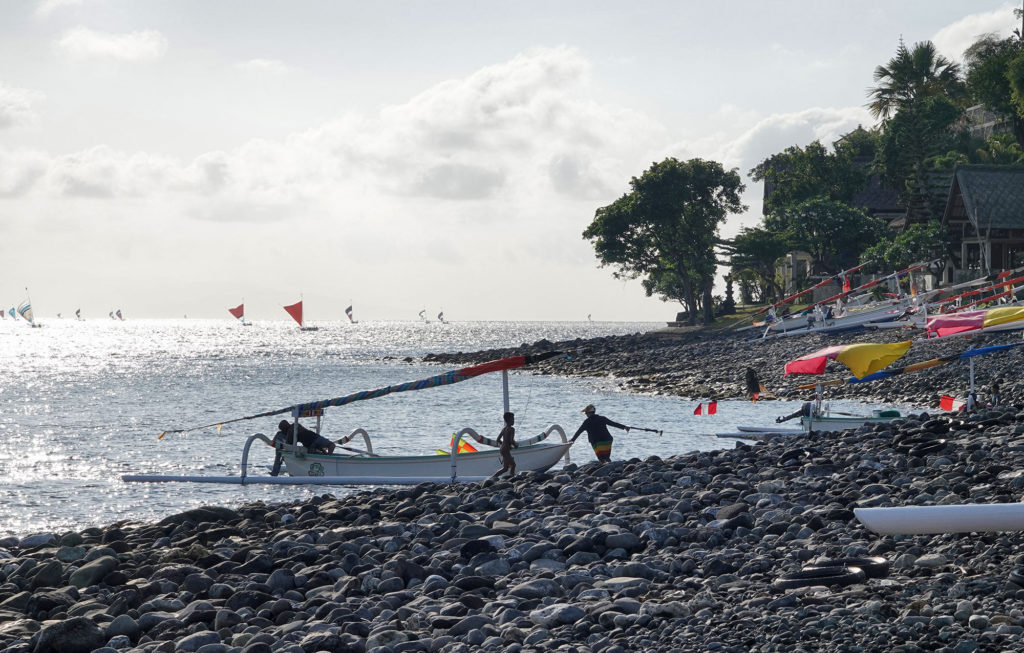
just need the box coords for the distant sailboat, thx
[437,310,447,324]
[18,288,42,328]
[116,309,124,321]
[9,307,15,319]
[228,302,250,326]
[418,309,430,323]
[284,298,319,331]
[75,308,83,321]
[109,311,116,320]
[345,304,358,324]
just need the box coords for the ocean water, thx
[0,319,913,538]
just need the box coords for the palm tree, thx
[867,39,963,120]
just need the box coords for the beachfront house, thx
[939,164,1024,284]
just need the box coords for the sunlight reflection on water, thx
[0,319,916,537]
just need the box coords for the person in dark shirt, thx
[571,404,629,463]
[776,402,813,423]
[275,419,336,454]
[490,411,517,479]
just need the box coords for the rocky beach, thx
[3,325,1024,653]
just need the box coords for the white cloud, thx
[721,106,874,174]
[0,83,44,129]
[933,4,1020,61]
[34,0,82,18]
[57,27,168,62]
[235,59,294,75]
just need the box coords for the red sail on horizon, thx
[283,301,304,327]
[228,304,244,320]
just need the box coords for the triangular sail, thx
[116,309,124,320]
[75,308,81,319]
[345,305,354,322]
[17,301,34,325]
[228,303,245,321]
[283,301,304,327]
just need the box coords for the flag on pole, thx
[841,274,851,293]
[939,395,965,411]
[693,403,702,415]
[449,434,478,453]
[707,401,718,415]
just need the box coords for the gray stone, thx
[529,603,585,628]
[33,616,106,653]
[366,628,409,648]
[508,578,563,599]
[68,555,118,588]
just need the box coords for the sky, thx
[0,1,1020,322]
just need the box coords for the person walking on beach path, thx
[490,411,517,479]
[571,404,629,462]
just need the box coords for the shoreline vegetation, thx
[3,325,1024,652]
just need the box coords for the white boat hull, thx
[736,412,899,435]
[855,503,1024,535]
[280,441,572,481]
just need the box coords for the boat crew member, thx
[490,411,517,479]
[275,419,336,454]
[571,404,629,463]
[776,402,813,424]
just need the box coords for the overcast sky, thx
[0,1,1019,321]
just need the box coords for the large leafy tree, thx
[860,221,947,270]
[769,198,887,273]
[964,33,1024,147]
[724,226,789,303]
[875,95,963,221]
[584,158,745,325]
[749,140,868,214]
[868,40,964,120]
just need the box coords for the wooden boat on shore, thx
[123,352,572,485]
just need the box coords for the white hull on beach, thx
[855,503,1024,535]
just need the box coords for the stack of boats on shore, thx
[741,261,1024,342]
[723,267,1024,439]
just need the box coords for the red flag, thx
[693,403,702,415]
[708,401,717,415]
[939,395,965,411]
[842,275,851,293]
[751,393,759,404]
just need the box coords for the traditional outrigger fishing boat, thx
[122,352,573,485]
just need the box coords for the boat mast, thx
[502,370,510,413]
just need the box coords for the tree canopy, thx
[584,157,745,325]
[749,140,868,214]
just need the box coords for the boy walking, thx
[491,411,517,479]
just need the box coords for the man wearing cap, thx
[571,404,629,463]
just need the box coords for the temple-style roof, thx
[943,165,1024,230]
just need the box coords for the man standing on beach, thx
[571,404,629,463]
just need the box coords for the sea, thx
[0,319,916,539]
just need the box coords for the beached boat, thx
[122,351,572,485]
[732,407,902,437]
[855,504,1024,535]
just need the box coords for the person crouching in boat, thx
[490,411,517,479]
[776,402,813,424]
[275,419,336,454]
[571,404,629,463]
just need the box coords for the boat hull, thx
[280,441,572,482]
[855,504,1024,535]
